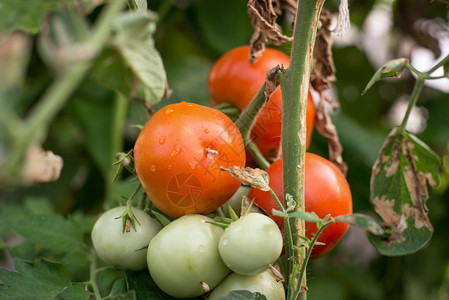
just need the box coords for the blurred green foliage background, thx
[1,0,449,299]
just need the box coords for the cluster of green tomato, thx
[91,205,286,299]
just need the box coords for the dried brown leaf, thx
[315,94,347,175]
[248,0,293,63]
[264,65,283,100]
[311,9,336,93]
[220,166,270,191]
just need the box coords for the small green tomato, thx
[91,206,162,271]
[219,213,283,275]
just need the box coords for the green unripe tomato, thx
[207,270,285,300]
[146,214,230,298]
[219,213,283,275]
[91,206,162,271]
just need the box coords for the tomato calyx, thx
[116,204,142,233]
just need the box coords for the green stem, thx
[106,92,129,202]
[280,1,324,299]
[3,0,125,175]
[235,84,267,142]
[246,142,271,170]
[88,248,103,299]
[398,73,425,133]
[293,221,333,298]
[426,53,449,75]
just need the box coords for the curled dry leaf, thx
[315,94,347,175]
[220,166,270,191]
[264,64,283,100]
[22,145,64,184]
[247,0,294,63]
[310,8,336,93]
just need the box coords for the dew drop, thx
[150,164,156,171]
[222,239,228,246]
[204,129,209,134]
[167,164,173,170]
[158,136,166,145]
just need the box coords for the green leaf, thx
[4,214,84,253]
[126,271,182,300]
[95,10,166,106]
[0,0,63,34]
[334,213,388,237]
[369,128,440,256]
[0,258,71,300]
[217,290,267,300]
[362,58,409,95]
[109,278,129,298]
[56,282,91,300]
[98,268,126,292]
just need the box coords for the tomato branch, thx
[280,0,325,299]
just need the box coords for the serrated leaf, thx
[4,214,84,253]
[0,258,71,300]
[56,282,91,300]
[334,214,387,237]
[369,128,440,256]
[362,58,409,95]
[218,290,267,300]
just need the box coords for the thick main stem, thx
[280,0,324,299]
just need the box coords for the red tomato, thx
[134,102,246,218]
[247,153,352,258]
[208,45,316,159]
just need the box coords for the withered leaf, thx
[220,166,270,191]
[247,0,293,64]
[264,65,283,100]
[311,9,336,93]
[314,94,347,175]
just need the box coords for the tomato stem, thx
[279,0,324,299]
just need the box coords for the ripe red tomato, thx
[208,45,316,159]
[247,153,352,258]
[134,102,246,218]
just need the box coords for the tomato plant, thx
[207,269,286,300]
[146,214,230,298]
[218,213,283,275]
[134,102,246,218]
[208,45,316,159]
[248,153,353,258]
[91,206,162,271]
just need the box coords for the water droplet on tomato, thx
[165,108,174,114]
[222,239,228,246]
[150,164,156,171]
[171,145,182,158]
[167,164,173,170]
[199,245,205,253]
[204,129,209,134]
[158,136,166,145]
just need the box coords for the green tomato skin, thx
[91,206,162,271]
[147,214,230,299]
[219,213,283,275]
[207,270,285,300]
[220,185,250,217]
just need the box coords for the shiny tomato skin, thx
[247,153,352,259]
[134,102,246,218]
[208,45,316,158]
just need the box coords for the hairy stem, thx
[280,0,324,299]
